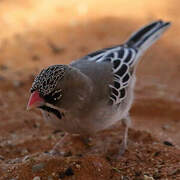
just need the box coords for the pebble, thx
[7,158,21,164]
[58,167,74,179]
[22,155,30,162]
[122,176,129,180]
[63,151,72,157]
[33,122,40,128]
[144,175,155,180]
[32,163,45,173]
[163,141,174,146]
[75,164,81,169]
[0,155,4,160]
[65,167,74,176]
[48,175,53,180]
[21,148,29,155]
[12,80,24,88]
[52,172,56,177]
[33,176,41,180]
[162,124,170,130]
[52,129,62,134]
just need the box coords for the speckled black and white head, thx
[28,64,68,119]
[31,65,67,97]
[28,64,68,107]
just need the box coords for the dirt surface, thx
[0,0,180,179]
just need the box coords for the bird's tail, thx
[125,20,171,53]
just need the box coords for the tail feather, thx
[126,20,171,53]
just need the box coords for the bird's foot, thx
[118,140,127,156]
[49,133,92,156]
[49,133,70,156]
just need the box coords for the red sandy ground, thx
[0,0,179,179]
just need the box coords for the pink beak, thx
[27,90,45,110]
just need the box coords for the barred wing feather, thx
[87,46,138,105]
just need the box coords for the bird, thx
[27,20,171,155]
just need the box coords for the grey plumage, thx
[29,20,171,154]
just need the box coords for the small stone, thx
[53,129,62,134]
[170,169,180,175]
[63,151,72,157]
[58,172,65,179]
[65,167,74,176]
[52,172,56,176]
[7,158,21,164]
[12,80,24,87]
[7,140,12,145]
[144,175,155,180]
[29,157,36,163]
[22,155,30,162]
[0,75,5,81]
[0,155,4,160]
[33,122,40,128]
[163,141,174,146]
[32,163,45,173]
[76,153,83,157]
[162,124,170,130]
[21,148,29,155]
[153,151,161,157]
[33,176,41,180]
[75,164,81,169]
[48,175,53,180]
[58,167,74,178]
[135,170,141,176]
[122,176,129,180]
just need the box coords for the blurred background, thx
[0,0,179,160]
[0,0,179,73]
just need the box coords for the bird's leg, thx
[119,115,131,155]
[50,132,70,155]
[50,133,92,156]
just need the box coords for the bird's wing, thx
[71,21,170,106]
[85,45,138,105]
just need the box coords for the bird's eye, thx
[51,90,62,101]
